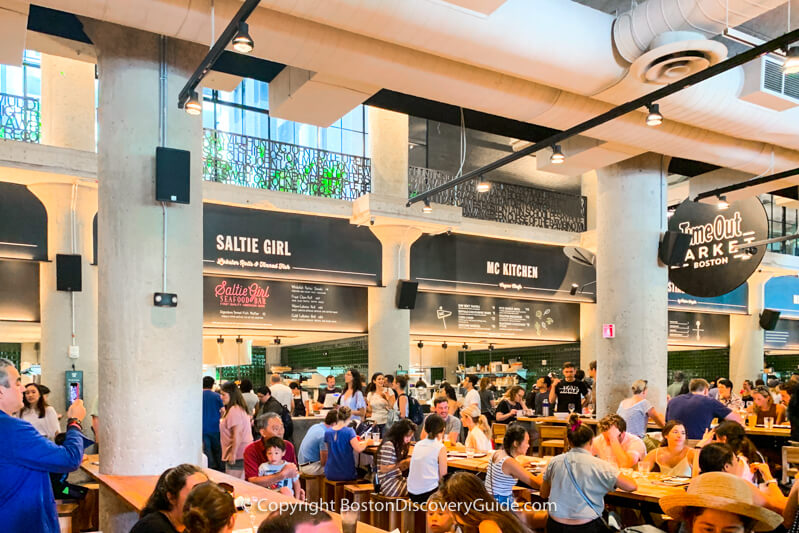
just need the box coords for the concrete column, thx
[580,171,598,370]
[580,303,597,371]
[368,226,422,374]
[83,21,206,478]
[595,154,669,417]
[27,182,97,417]
[368,107,409,197]
[729,273,770,387]
[40,53,96,151]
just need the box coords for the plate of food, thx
[656,476,691,486]
[447,451,488,458]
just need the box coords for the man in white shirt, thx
[461,375,481,413]
[591,414,646,468]
[269,374,293,412]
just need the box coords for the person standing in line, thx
[219,381,253,479]
[0,358,88,533]
[461,375,481,413]
[19,383,60,440]
[202,376,225,472]
[268,374,293,413]
[667,371,686,400]
[316,375,342,407]
[549,362,590,413]
[239,378,259,415]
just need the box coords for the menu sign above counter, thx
[0,260,40,322]
[0,183,47,261]
[668,281,748,314]
[410,292,580,341]
[203,204,381,286]
[765,319,799,350]
[667,310,729,347]
[765,276,799,319]
[411,234,595,302]
[203,275,367,333]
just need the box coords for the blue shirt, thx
[324,426,357,481]
[298,422,327,464]
[0,411,85,533]
[543,447,619,521]
[665,393,732,439]
[202,389,224,435]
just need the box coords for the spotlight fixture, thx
[645,103,663,127]
[185,91,202,115]
[488,344,495,351]
[717,195,729,210]
[422,198,433,213]
[442,342,448,349]
[274,337,281,345]
[550,145,565,164]
[417,341,424,349]
[232,22,254,54]
[235,336,243,344]
[569,283,579,296]
[217,336,224,344]
[476,176,491,193]
[462,343,469,350]
[784,46,799,75]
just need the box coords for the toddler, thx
[257,437,302,500]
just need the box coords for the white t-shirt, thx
[590,433,646,466]
[21,406,60,440]
[408,438,444,495]
[270,383,294,411]
[463,389,481,412]
[465,427,493,452]
[367,391,390,425]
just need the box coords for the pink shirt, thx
[591,433,646,466]
[220,405,253,462]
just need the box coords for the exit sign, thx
[602,324,615,338]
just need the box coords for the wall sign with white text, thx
[765,318,799,350]
[668,281,748,314]
[0,183,47,261]
[667,310,730,347]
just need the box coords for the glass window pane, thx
[271,117,294,144]
[341,129,364,156]
[243,110,269,139]
[295,122,318,149]
[243,80,269,110]
[1,64,24,95]
[24,65,40,98]
[341,106,364,132]
[320,127,341,153]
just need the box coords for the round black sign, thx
[668,197,767,298]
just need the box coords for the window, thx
[0,50,41,99]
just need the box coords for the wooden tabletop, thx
[81,456,387,533]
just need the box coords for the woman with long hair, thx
[639,420,695,477]
[130,464,208,533]
[366,372,395,435]
[337,368,367,422]
[219,381,253,479]
[541,414,637,533]
[478,376,496,423]
[408,414,448,503]
[486,424,541,507]
[747,385,786,425]
[19,383,60,440]
[616,380,665,439]
[495,385,528,424]
[376,418,417,497]
[441,472,531,533]
[182,482,236,533]
[461,405,493,452]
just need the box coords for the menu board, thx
[0,183,47,261]
[765,276,799,319]
[667,310,729,347]
[668,281,747,314]
[203,204,381,285]
[765,319,799,350]
[203,275,367,332]
[0,260,40,322]
[410,292,579,341]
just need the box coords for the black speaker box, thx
[659,230,692,266]
[155,147,190,204]
[56,254,82,292]
[396,280,418,309]
[760,309,781,330]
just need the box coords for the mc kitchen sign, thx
[668,198,767,298]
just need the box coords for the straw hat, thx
[659,472,783,532]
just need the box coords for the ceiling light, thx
[274,337,281,345]
[488,344,495,351]
[185,91,202,115]
[232,22,254,54]
[417,341,424,349]
[717,195,729,210]
[442,342,448,349]
[235,336,243,344]
[217,336,224,344]
[784,46,799,75]
[462,343,469,350]
[646,103,663,127]
[550,145,565,164]
[569,283,579,296]
[422,199,432,213]
[476,176,491,193]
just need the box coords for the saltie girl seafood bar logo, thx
[214,280,270,308]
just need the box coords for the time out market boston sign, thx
[668,198,768,298]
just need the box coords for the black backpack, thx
[406,394,424,425]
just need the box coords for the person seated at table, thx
[695,443,786,514]
[324,406,373,482]
[717,379,744,410]
[257,505,337,533]
[408,413,448,504]
[461,404,493,452]
[438,382,460,417]
[486,423,542,507]
[639,420,695,477]
[660,471,783,533]
[366,372,394,436]
[182,482,236,533]
[426,491,457,533]
[741,379,755,406]
[617,379,665,440]
[496,386,528,424]
[779,380,797,409]
[541,414,637,533]
[693,421,763,483]
[665,379,741,440]
[130,464,208,533]
[747,385,786,425]
[422,396,462,444]
[244,413,303,498]
[288,382,309,417]
[257,436,302,499]
[441,472,531,533]
[297,409,337,476]
[591,414,646,468]
[377,418,417,497]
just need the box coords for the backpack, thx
[406,394,424,425]
[279,404,294,440]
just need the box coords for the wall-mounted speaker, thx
[155,147,190,204]
[658,230,692,266]
[396,280,418,309]
[760,309,781,330]
[56,254,82,292]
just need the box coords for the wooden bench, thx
[370,493,409,532]
[324,479,351,512]
[344,483,375,525]
[782,445,799,484]
[300,473,324,503]
[57,501,80,533]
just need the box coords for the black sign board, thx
[0,183,47,261]
[667,310,730,347]
[0,260,40,322]
[410,292,580,341]
[765,319,799,350]
[203,204,381,286]
[203,275,367,332]
[410,234,595,302]
[668,198,767,297]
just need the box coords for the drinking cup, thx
[638,462,651,476]
[764,417,774,429]
[747,414,757,428]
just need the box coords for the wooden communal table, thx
[81,455,387,533]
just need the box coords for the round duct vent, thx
[630,31,727,85]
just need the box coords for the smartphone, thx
[69,382,81,403]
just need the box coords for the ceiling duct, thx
[629,32,728,85]
[740,56,799,111]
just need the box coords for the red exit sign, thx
[602,324,615,338]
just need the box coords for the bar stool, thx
[492,423,507,448]
[323,479,351,512]
[370,493,409,531]
[344,484,374,525]
[538,425,567,457]
[56,501,80,533]
[300,473,324,503]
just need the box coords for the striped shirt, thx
[377,441,407,497]
[486,455,516,497]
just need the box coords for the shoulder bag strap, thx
[563,457,610,525]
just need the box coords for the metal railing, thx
[0,92,41,143]
[202,129,371,201]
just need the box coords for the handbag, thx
[563,458,622,533]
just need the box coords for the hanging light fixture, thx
[422,198,433,213]
[646,103,663,127]
[550,145,565,164]
[232,22,254,54]
[717,195,729,210]
[476,176,491,193]
[185,91,202,115]
[785,46,799,75]
[217,335,224,344]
